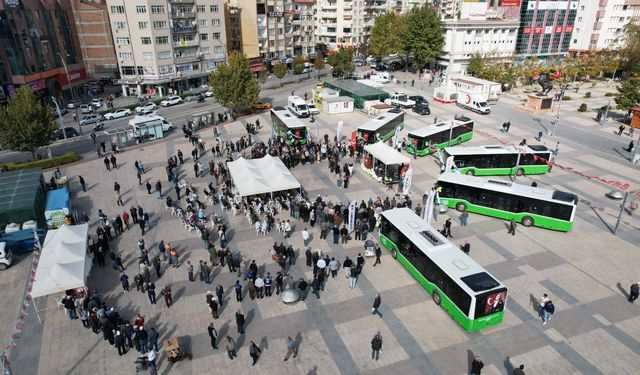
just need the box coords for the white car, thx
[160,95,182,107]
[205,91,213,97]
[80,104,92,114]
[135,102,157,114]
[104,108,132,120]
[91,98,103,108]
[307,103,320,115]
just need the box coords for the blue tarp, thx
[45,188,70,212]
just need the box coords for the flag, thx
[392,126,401,148]
[336,121,343,140]
[424,190,436,224]
[348,200,357,233]
[402,168,412,195]
[444,156,454,173]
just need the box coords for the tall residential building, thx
[0,0,86,102]
[570,0,640,55]
[439,1,520,73]
[435,0,461,19]
[515,0,578,58]
[316,0,379,53]
[106,0,227,97]
[70,0,118,78]
[385,0,429,15]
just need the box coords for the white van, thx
[287,95,310,118]
[371,72,390,84]
[129,114,175,133]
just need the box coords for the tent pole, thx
[32,297,42,324]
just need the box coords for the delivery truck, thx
[456,91,491,114]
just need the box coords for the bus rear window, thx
[475,288,507,318]
[461,272,499,292]
[552,191,577,204]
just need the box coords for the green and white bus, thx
[357,110,405,144]
[444,144,552,176]
[437,173,577,232]
[271,106,307,145]
[379,207,508,332]
[405,116,474,156]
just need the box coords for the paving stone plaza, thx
[2,83,640,375]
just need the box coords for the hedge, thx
[578,103,588,112]
[2,151,80,171]
[561,96,572,101]
[605,92,615,97]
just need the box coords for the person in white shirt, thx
[301,228,310,247]
[146,348,157,369]
[284,220,292,239]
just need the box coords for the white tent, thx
[228,155,301,197]
[31,224,91,299]
[364,142,411,165]
[362,142,411,184]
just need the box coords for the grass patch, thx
[2,151,80,171]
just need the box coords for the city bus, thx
[444,144,552,176]
[405,116,473,156]
[379,207,508,332]
[357,110,405,144]
[437,173,577,232]
[270,106,307,145]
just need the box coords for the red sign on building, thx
[565,26,574,33]
[500,0,521,6]
[533,26,543,34]
[523,27,532,34]
[56,68,87,86]
[555,26,563,33]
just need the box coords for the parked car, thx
[353,59,365,67]
[412,101,431,115]
[204,91,213,97]
[375,63,388,71]
[409,95,428,104]
[80,104,92,114]
[52,127,78,140]
[104,108,132,120]
[345,72,360,80]
[251,101,272,110]
[160,95,182,107]
[307,103,320,115]
[66,100,82,109]
[135,102,157,114]
[50,106,67,116]
[331,70,343,77]
[91,98,103,108]
[79,114,104,126]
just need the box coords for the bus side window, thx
[445,279,471,316]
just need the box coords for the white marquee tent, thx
[363,142,411,166]
[362,142,411,184]
[228,155,301,197]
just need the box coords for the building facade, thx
[70,0,118,78]
[0,0,86,103]
[105,0,227,97]
[570,0,640,55]
[316,0,379,53]
[515,0,579,58]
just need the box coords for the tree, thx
[614,77,640,111]
[0,86,56,160]
[619,23,640,76]
[328,48,355,76]
[273,63,287,86]
[404,4,444,70]
[314,55,325,71]
[466,54,485,77]
[258,70,268,84]
[208,51,260,113]
[292,56,305,75]
[369,11,402,59]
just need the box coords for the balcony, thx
[169,0,194,3]
[170,11,196,18]
[321,3,337,10]
[344,15,353,20]
[174,55,199,63]
[174,39,199,47]
[172,26,197,33]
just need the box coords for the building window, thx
[156,36,169,44]
[210,5,219,12]
[200,33,209,41]
[212,32,221,40]
[121,66,136,75]
[116,37,130,45]
[113,22,127,30]
[136,5,146,14]
[143,52,153,61]
[110,6,125,14]
[212,19,220,26]
[138,21,148,29]
[141,37,152,45]
[197,5,206,12]
[202,47,210,54]
[199,19,208,27]
[214,46,223,53]
[158,51,171,60]
[153,21,168,29]
[118,52,133,60]
[151,5,165,14]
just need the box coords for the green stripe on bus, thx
[405,132,473,157]
[457,165,550,176]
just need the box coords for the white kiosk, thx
[361,142,410,184]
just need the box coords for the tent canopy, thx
[31,224,90,298]
[364,142,411,166]
[228,155,301,197]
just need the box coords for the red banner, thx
[56,68,87,86]
[565,26,573,33]
[351,130,357,150]
[500,0,521,6]
[533,26,543,34]
[555,26,563,33]
[523,27,532,34]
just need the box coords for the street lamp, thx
[606,189,629,235]
[57,53,82,135]
[50,97,66,140]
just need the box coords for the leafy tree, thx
[314,55,325,71]
[292,56,305,75]
[208,51,259,113]
[328,48,355,76]
[258,70,268,84]
[404,4,444,69]
[619,23,640,75]
[614,77,640,111]
[273,63,287,86]
[0,86,56,160]
[370,11,402,59]
[466,54,484,77]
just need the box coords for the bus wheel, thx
[456,138,462,145]
[522,216,534,227]
[516,168,524,176]
[391,248,398,259]
[432,291,442,305]
[465,169,475,176]
[455,202,467,212]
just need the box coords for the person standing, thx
[349,263,359,289]
[147,282,156,304]
[209,298,219,319]
[371,333,382,361]
[460,241,471,254]
[162,286,173,308]
[208,323,219,349]
[275,272,284,295]
[248,340,261,366]
[120,273,130,292]
[283,336,297,361]
[513,364,526,375]
[302,228,310,247]
[226,336,237,360]
[460,209,469,226]
[216,284,224,306]
[234,280,243,302]
[507,219,516,236]
[115,331,127,355]
[202,261,212,284]
[186,260,194,282]
[629,282,640,303]
[328,257,339,278]
[235,310,245,334]
[554,141,560,156]
[373,245,382,267]
[298,278,309,301]
[264,273,272,297]
[444,218,452,238]
[78,176,86,192]
[471,356,484,375]
[343,256,353,279]
[305,248,312,267]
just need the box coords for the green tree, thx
[328,48,355,76]
[208,51,260,113]
[258,70,268,84]
[619,23,640,75]
[404,4,444,69]
[273,63,288,86]
[369,11,402,59]
[314,55,325,71]
[0,86,56,160]
[466,53,485,77]
[292,56,305,75]
[614,77,640,111]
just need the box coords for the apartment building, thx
[70,0,118,78]
[570,0,640,55]
[0,0,86,103]
[106,0,227,97]
[515,0,579,58]
[435,0,461,19]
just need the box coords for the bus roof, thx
[271,107,306,130]
[381,207,504,295]
[444,144,550,156]
[438,173,577,205]
[408,117,472,138]
[358,111,404,131]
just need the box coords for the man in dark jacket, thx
[371,334,382,360]
[235,310,245,334]
[298,278,309,301]
[371,294,382,317]
[207,323,218,349]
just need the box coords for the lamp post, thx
[57,53,82,135]
[50,97,66,140]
